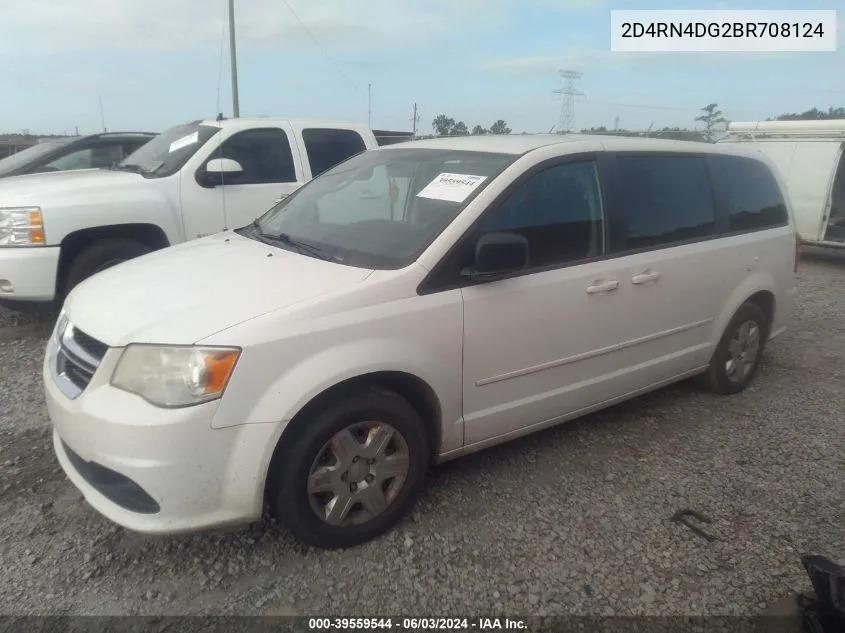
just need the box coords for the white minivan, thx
[43,134,798,549]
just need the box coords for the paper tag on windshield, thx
[416,173,487,203]
[168,131,199,153]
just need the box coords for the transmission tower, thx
[552,70,584,134]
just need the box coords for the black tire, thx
[61,238,152,300]
[696,301,768,395]
[268,386,430,549]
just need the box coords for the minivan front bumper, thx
[43,341,278,534]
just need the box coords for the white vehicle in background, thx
[0,117,381,309]
[44,134,797,549]
[719,120,845,249]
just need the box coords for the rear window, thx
[302,128,367,177]
[708,155,789,232]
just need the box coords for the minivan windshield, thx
[0,140,67,176]
[249,148,515,269]
[117,122,220,178]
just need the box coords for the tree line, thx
[430,115,512,137]
[427,103,845,144]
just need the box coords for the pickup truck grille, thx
[53,323,108,399]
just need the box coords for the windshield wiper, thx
[254,226,341,262]
[111,163,148,174]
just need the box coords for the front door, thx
[461,158,627,445]
[181,125,306,240]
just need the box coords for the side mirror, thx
[198,158,243,187]
[462,232,529,282]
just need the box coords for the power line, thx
[280,0,359,94]
[583,99,696,112]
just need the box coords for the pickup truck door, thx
[180,123,307,240]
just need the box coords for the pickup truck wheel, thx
[268,386,430,549]
[63,239,152,298]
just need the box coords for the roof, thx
[382,133,752,156]
[198,116,370,130]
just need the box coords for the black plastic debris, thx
[797,554,845,633]
[671,509,718,542]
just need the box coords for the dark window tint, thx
[302,128,367,177]
[617,155,715,250]
[212,128,296,184]
[709,155,788,232]
[476,161,604,268]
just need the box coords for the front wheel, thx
[268,387,430,549]
[60,238,152,304]
[697,301,768,395]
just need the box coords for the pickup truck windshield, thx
[0,141,66,176]
[250,148,515,269]
[118,122,220,178]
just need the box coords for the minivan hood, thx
[0,168,143,206]
[64,233,374,347]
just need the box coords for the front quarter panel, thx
[41,177,184,246]
[201,286,465,456]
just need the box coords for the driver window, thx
[209,128,296,184]
[476,160,605,269]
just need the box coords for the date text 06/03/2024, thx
[307,617,529,630]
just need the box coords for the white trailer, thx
[718,120,845,249]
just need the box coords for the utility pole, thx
[411,102,419,138]
[614,116,620,132]
[98,95,106,132]
[368,84,372,128]
[552,70,584,134]
[228,0,240,117]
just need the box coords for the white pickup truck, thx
[0,117,381,308]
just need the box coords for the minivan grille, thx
[53,324,108,399]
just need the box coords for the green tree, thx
[489,120,511,135]
[471,125,488,135]
[452,121,469,136]
[695,103,728,142]
[432,114,455,136]
[774,106,845,121]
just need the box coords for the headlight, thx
[0,207,45,246]
[111,344,241,408]
[53,310,69,343]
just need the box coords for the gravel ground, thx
[0,250,844,620]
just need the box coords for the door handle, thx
[274,194,288,203]
[631,270,661,285]
[586,280,619,295]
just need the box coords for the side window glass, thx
[617,155,715,250]
[211,128,296,184]
[302,128,367,177]
[42,148,94,172]
[476,160,605,268]
[709,155,788,231]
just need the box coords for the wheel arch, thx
[711,275,777,348]
[56,224,170,296]
[261,370,443,505]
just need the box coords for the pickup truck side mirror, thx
[197,158,244,188]
[461,231,529,282]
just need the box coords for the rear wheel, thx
[60,238,152,304]
[697,301,768,395]
[268,386,430,549]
